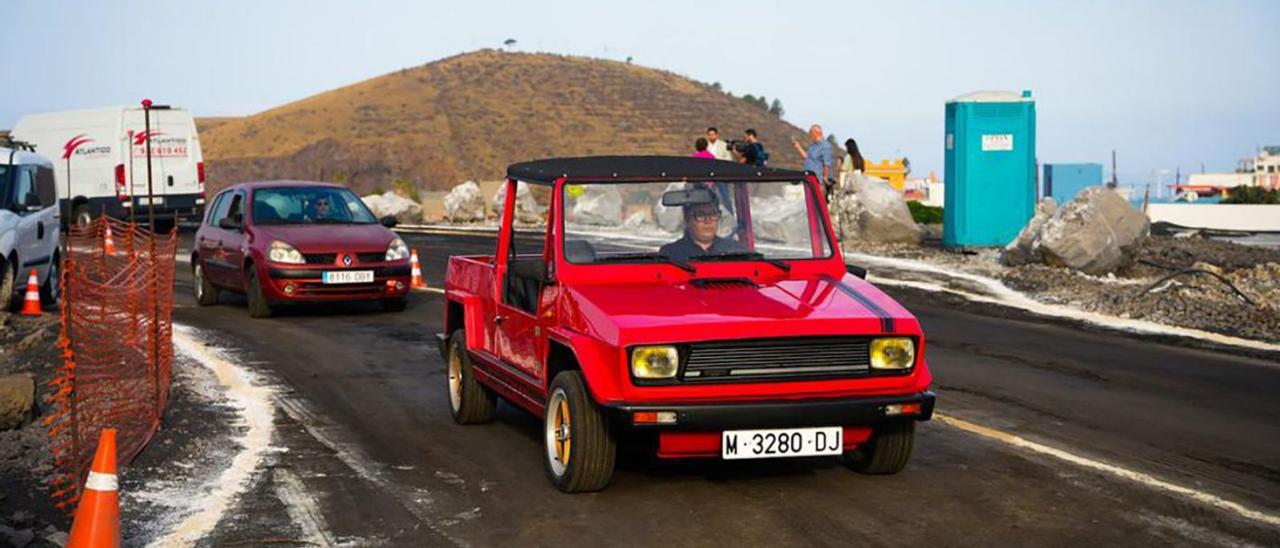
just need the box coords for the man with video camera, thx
[730,129,768,167]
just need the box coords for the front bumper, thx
[604,391,935,430]
[263,264,412,301]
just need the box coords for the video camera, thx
[726,139,751,154]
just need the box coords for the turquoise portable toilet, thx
[943,90,1036,248]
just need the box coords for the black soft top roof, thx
[506,156,808,184]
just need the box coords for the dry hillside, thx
[195,117,240,134]
[201,50,807,195]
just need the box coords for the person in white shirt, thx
[706,127,732,161]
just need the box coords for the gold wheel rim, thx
[554,398,571,466]
[448,349,462,413]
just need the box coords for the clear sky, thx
[3,0,1277,184]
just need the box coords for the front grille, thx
[680,337,872,383]
[302,252,385,265]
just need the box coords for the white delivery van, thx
[11,105,206,227]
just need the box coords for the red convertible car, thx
[192,181,412,317]
[438,157,934,492]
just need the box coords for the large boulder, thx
[362,191,423,225]
[1002,198,1058,266]
[570,184,623,226]
[443,181,486,223]
[491,181,544,224]
[1036,187,1150,274]
[751,184,809,245]
[832,173,923,244]
[653,182,688,234]
[0,373,34,431]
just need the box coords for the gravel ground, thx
[0,313,66,548]
[848,234,1280,343]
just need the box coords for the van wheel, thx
[447,329,496,424]
[544,371,616,493]
[842,421,915,475]
[0,260,15,312]
[193,262,219,306]
[72,205,92,228]
[246,270,273,318]
[40,256,61,305]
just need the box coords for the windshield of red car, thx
[560,180,833,264]
[251,187,378,225]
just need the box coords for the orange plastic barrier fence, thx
[44,216,177,511]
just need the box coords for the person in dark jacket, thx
[659,195,741,261]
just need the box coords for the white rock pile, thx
[362,191,423,225]
[1003,187,1149,275]
[443,181,486,222]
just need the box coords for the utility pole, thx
[141,99,172,229]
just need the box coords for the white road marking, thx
[934,413,1280,528]
[154,325,276,547]
[415,287,445,294]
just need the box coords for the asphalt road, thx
[169,230,1280,547]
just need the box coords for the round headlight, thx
[631,345,680,379]
[870,337,915,370]
[268,240,305,264]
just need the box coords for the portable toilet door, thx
[943,90,1037,248]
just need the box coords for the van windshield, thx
[252,187,378,225]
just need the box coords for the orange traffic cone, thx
[103,223,117,255]
[19,270,41,316]
[410,249,428,289]
[67,428,120,548]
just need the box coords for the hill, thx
[201,50,807,195]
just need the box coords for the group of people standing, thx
[691,127,768,167]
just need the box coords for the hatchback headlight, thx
[631,345,680,379]
[385,237,410,262]
[870,337,915,370]
[268,240,305,264]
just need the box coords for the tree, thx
[769,98,785,117]
[711,82,722,91]
[503,38,517,49]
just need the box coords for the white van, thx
[1,142,61,309]
[11,105,206,227]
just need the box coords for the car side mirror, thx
[380,216,398,228]
[846,264,867,279]
[218,217,241,231]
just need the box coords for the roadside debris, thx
[831,174,924,245]
[1005,187,1149,275]
[444,181,486,222]
[363,191,424,225]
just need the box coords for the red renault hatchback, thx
[192,181,412,317]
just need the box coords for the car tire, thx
[72,204,92,228]
[193,261,219,306]
[246,270,274,318]
[40,256,61,306]
[842,421,915,475]
[544,371,616,493]
[0,259,15,312]
[447,329,497,424]
[382,297,407,312]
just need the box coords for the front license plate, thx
[322,270,374,284]
[722,426,843,460]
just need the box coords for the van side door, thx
[11,166,51,278]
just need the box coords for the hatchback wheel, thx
[73,205,92,228]
[193,262,219,306]
[246,270,274,318]
[544,371,616,493]
[447,329,496,424]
